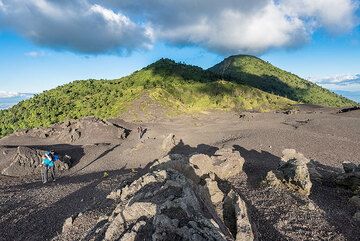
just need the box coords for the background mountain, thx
[0,59,294,137]
[209,55,357,107]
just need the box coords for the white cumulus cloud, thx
[0,0,153,54]
[313,74,360,91]
[0,91,22,98]
[281,0,358,33]
[101,0,360,54]
[0,0,358,55]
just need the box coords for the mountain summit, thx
[0,56,356,137]
[0,58,294,137]
[209,55,356,107]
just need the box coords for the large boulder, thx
[190,148,245,180]
[349,196,360,208]
[265,149,312,196]
[336,162,360,195]
[335,161,360,221]
[336,172,360,193]
[94,152,254,241]
[282,149,322,182]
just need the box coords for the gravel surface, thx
[0,106,359,240]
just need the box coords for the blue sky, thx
[0,0,359,102]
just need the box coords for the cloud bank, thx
[0,0,358,55]
[314,74,360,91]
[0,91,33,98]
[0,92,34,110]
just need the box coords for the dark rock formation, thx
[338,106,360,113]
[1,146,71,177]
[336,161,360,222]
[12,117,127,143]
[84,150,254,241]
[265,149,313,196]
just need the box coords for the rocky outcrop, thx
[336,161,360,222]
[146,148,244,184]
[90,150,254,241]
[342,161,360,174]
[189,148,245,180]
[1,146,71,177]
[265,149,313,196]
[336,162,360,194]
[12,117,127,143]
[349,195,360,208]
[353,211,360,222]
[338,106,360,113]
[282,149,322,182]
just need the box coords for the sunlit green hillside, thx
[209,55,357,107]
[0,59,294,137]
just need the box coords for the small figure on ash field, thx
[41,150,60,183]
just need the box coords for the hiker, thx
[41,152,55,183]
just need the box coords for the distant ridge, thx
[209,55,357,107]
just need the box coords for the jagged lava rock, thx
[342,161,359,173]
[336,161,360,194]
[353,211,360,222]
[97,152,254,241]
[190,148,244,180]
[349,195,360,208]
[336,172,360,194]
[265,149,313,196]
[282,149,322,182]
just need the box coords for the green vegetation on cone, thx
[0,58,295,137]
[209,55,357,107]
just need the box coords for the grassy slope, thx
[209,55,357,107]
[0,59,294,137]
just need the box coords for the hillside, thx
[0,59,294,137]
[209,55,357,107]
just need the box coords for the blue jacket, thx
[53,154,60,161]
[42,158,54,167]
